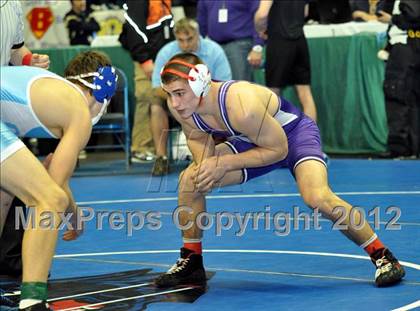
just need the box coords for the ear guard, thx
[66,66,118,104]
[161,59,211,97]
[66,66,118,125]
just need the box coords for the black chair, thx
[85,67,131,169]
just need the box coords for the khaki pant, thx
[131,62,155,154]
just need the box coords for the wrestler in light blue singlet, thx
[0,66,82,162]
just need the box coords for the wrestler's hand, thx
[62,205,84,241]
[31,53,50,69]
[195,156,227,192]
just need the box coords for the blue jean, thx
[221,38,253,81]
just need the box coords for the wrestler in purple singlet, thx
[191,80,326,182]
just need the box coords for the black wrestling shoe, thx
[372,248,405,287]
[19,301,52,311]
[155,247,206,288]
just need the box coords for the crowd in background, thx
[11,0,420,169]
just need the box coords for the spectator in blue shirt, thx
[197,0,263,81]
[150,17,231,175]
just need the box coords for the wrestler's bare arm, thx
[31,79,92,187]
[31,79,92,231]
[219,86,288,172]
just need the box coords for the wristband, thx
[22,53,33,66]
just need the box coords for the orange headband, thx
[161,68,195,81]
[161,59,200,81]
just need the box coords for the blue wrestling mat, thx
[1,159,419,310]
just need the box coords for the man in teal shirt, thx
[150,17,231,175]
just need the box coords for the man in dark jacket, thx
[119,0,175,162]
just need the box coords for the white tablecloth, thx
[304,21,388,38]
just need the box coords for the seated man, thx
[150,17,232,175]
[154,52,405,288]
[0,50,117,310]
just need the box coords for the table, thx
[284,33,387,154]
[304,21,388,38]
[253,32,387,154]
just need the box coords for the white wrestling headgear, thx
[161,59,211,98]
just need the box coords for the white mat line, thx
[76,191,420,205]
[57,287,195,311]
[54,249,420,270]
[391,300,420,311]
[48,282,152,302]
